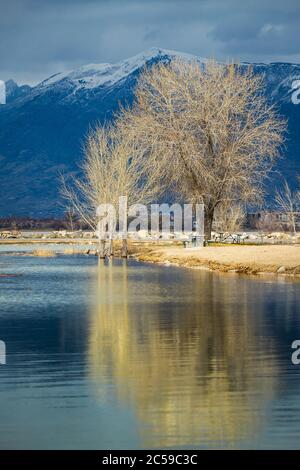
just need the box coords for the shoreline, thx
[131,244,300,278]
[1,239,300,279]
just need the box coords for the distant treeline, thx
[0,216,89,231]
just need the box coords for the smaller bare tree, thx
[275,179,300,235]
[64,207,76,231]
[214,202,246,233]
[61,123,162,257]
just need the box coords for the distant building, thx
[247,211,300,231]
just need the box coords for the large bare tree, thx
[120,59,286,239]
[62,124,162,256]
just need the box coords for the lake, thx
[0,252,300,449]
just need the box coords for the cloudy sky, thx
[1,0,300,85]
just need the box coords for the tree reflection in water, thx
[88,259,277,448]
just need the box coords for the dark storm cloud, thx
[0,0,300,84]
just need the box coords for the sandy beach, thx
[133,244,300,276]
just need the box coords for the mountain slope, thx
[0,48,299,216]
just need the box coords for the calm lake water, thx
[1,252,300,449]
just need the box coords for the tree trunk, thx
[98,239,106,259]
[291,214,297,236]
[108,238,114,257]
[204,207,214,241]
[121,238,128,258]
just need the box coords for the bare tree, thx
[61,124,162,257]
[120,59,286,240]
[275,179,300,235]
[64,207,76,231]
[214,202,245,233]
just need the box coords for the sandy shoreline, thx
[132,244,300,277]
[1,238,300,278]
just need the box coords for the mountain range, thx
[0,48,300,217]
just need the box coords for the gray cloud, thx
[0,0,299,85]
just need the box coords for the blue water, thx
[0,254,300,449]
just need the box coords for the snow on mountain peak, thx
[37,48,199,93]
[15,48,300,105]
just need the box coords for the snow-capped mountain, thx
[0,48,300,216]
[37,48,194,93]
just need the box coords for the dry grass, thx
[63,248,87,255]
[32,249,56,257]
